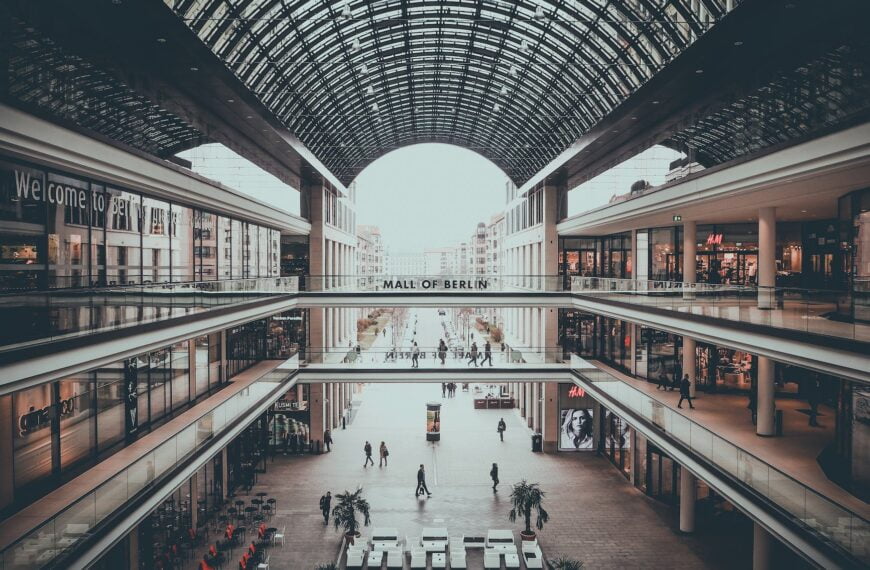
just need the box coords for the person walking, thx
[467,342,479,367]
[319,491,332,525]
[497,418,507,441]
[415,464,432,497]
[438,339,447,365]
[481,341,493,367]
[490,463,499,492]
[442,382,447,398]
[411,342,420,368]
[379,441,389,467]
[677,374,695,409]
[324,429,333,452]
[363,441,374,467]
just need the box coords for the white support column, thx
[679,466,697,533]
[630,229,638,281]
[758,207,776,309]
[683,220,697,299]
[753,523,771,570]
[683,337,697,397]
[757,356,776,436]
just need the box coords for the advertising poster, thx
[559,408,594,451]
[604,409,630,450]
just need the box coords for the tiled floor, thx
[238,383,751,569]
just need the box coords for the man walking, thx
[319,491,332,525]
[364,441,374,467]
[481,341,493,367]
[324,429,333,452]
[497,418,507,441]
[467,342,479,367]
[442,382,447,398]
[490,463,499,492]
[415,464,432,497]
[411,342,420,368]
[677,374,695,409]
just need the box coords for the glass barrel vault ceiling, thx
[164,0,735,185]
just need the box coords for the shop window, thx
[95,366,125,452]
[142,197,171,283]
[58,374,95,470]
[148,348,171,424]
[171,340,190,410]
[106,188,142,286]
[171,203,195,283]
[12,383,55,489]
[0,160,46,290]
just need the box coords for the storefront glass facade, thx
[0,155,280,291]
[2,331,225,516]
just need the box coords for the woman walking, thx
[467,342,479,367]
[379,441,389,467]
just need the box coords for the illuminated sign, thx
[567,386,585,398]
[706,233,724,245]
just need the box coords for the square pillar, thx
[680,466,697,533]
[757,356,776,436]
[542,382,559,452]
[683,221,697,299]
[683,337,697,397]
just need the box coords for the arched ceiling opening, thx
[164,0,732,186]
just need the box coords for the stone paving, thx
[234,381,751,569]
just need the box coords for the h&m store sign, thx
[14,169,139,216]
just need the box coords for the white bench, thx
[409,547,427,569]
[449,549,467,569]
[484,550,501,569]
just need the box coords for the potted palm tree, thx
[508,480,549,541]
[331,488,371,545]
[548,557,584,570]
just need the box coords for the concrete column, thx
[520,383,527,417]
[221,447,229,499]
[679,466,697,533]
[189,472,199,530]
[630,229,638,280]
[753,522,771,570]
[309,383,325,448]
[757,356,776,436]
[629,324,637,375]
[683,220,697,299]
[128,525,140,570]
[0,395,13,510]
[530,382,540,431]
[758,207,776,309]
[683,337,697,397]
[526,384,534,427]
[542,382,559,452]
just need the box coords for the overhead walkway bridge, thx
[2,356,865,570]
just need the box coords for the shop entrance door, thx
[646,444,678,504]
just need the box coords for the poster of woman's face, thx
[559,408,594,451]
[604,410,630,450]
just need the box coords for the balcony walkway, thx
[590,361,868,521]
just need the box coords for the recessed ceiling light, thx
[190,66,199,72]
[695,69,704,74]
[111,0,122,4]
[631,116,638,120]
[734,41,744,46]
[801,209,807,213]
[246,115,253,119]
[156,38,167,43]
[651,100,660,105]
[227,99,235,103]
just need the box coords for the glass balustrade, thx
[0,277,299,351]
[0,358,299,570]
[570,357,869,565]
[571,276,869,341]
[302,346,567,366]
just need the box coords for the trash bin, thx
[531,433,543,452]
[774,409,784,436]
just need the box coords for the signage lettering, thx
[14,169,142,217]
[706,233,723,245]
[381,278,490,290]
[18,397,76,435]
[567,386,585,398]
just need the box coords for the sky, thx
[354,144,506,252]
[178,142,683,253]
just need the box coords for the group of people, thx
[363,440,390,467]
[466,341,494,367]
[441,382,459,397]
